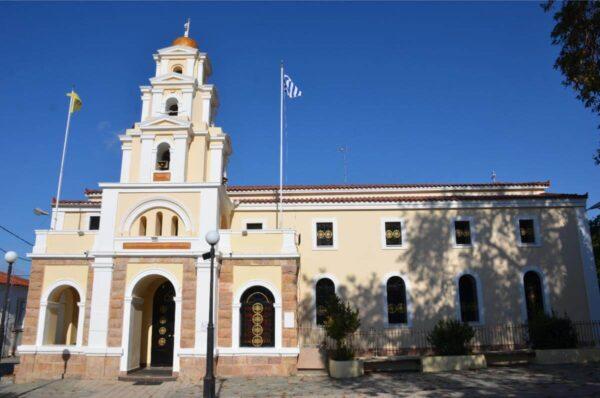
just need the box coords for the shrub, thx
[427,319,475,356]
[527,312,577,349]
[323,294,361,361]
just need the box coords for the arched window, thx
[139,216,147,236]
[172,65,183,74]
[458,275,479,323]
[240,286,275,347]
[386,276,408,324]
[155,143,171,171]
[315,278,335,325]
[171,216,179,236]
[524,271,545,321]
[155,212,163,236]
[165,98,178,116]
[43,286,80,345]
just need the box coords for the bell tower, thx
[118,22,231,185]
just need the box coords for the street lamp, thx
[0,251,17,379]
[203,230,219,398]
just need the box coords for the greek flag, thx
[284,74,302,98]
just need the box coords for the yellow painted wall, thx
[45,234,96,255]
[231,206,589,326]
[125,263,184,293]
[129,137,141,182]
[186,135,207,183]
[130,208,184,237]
[42,265,89,297]
[233,266,282,298]
[229,233,283,254]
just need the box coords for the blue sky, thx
[0,2,598,276]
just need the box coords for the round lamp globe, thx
[205,230,220,245]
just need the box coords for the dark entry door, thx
[240,287,275,347]
[151,281,175,367]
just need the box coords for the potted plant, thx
[527,312,600,364]
[422,319,486,372]
[322,294,362,378]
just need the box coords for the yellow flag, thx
[67,91,82,113]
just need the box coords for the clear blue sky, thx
[0,2,598,276]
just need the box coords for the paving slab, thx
[0,363,599,397]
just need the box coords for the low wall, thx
[216,356,297,377]
[14,354,120,383]
[534,348,600,365]
[422,354,487,373]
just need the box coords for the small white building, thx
[0,272,28,357]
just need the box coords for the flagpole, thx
[279,61,284,229]
[52,91,74,230]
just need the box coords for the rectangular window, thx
[519,219,536,244]
[454,220,472,245]
[89,216,100,231]
[384,221,403,246]
[246,222,263,230]
[316,222,334,247]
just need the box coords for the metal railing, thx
[299,321,600,357]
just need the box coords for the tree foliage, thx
[527,311,577,349]
[544,1,600,164]
[427,319,475,356]
[323,294,361,361]
[590,214,600,284]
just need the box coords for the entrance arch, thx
[120,270,181,373]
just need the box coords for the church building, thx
[15,30,600,382]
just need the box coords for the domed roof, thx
[172,36,198,49]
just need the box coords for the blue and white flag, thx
[283,74,302,98]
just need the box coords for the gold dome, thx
[172,36,198,49]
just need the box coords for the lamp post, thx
[203,231,219,398]
[0,251,17,379]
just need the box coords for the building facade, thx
[0,272,28,358]
[15,32,600,382]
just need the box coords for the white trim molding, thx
[381,272,413,327]
[518,266,552,323]
[454,270,485,325]
[515,214,542,247]
[311,218,338,251]
[380,218,408,250]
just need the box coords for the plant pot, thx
[328,358,364,378]
[421,354,486,373]
[533,348,600,365]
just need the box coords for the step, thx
[118,367,177,383]
[484,350,535,366]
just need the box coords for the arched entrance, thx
[122,273,179,372]
[240,286,275,348]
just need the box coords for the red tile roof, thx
[0,272,28,288]
[227,181,551,192]
[51,198,101,207]
[237,193,586,205]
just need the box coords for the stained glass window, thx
[240,286,275,348]
[316,222,334,247]
[386,277,407,324]
[459,275,479,323]
[316,278,335,325]
[384,221,402,246]
[519,219,536,244]
[454,220,472,245]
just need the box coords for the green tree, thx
[590,214,600,284]
[323,294,361,361]
[543,1,600,164]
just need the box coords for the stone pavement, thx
[0,364,600,397]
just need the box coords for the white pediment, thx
[150,73,195,85]
[157,45,198,56]
[140,116,191,130]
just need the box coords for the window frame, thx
[380,218,408,249]
[454,271,485,325]
[88,215,101,231]
[451,217,476,248]
[312,218,338,250]
[242,218,267,231]
[312,274,339,325]
[515,215,541,247]
[382,273,412,328]
[519,266,551,322]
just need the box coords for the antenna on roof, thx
[491,170,497,183]
[184,18,191,38]
[338,146,349,184]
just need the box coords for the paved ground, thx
[1,364,600,397]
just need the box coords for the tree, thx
[322,294,361,361]
[543,1,600,164]
[590,214,600,284]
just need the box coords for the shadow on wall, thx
[297,207,582,330]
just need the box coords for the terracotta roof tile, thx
[0,272,28,288]
[227,181,551,192]
[237,193,586,205]
[51,198,101,207]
